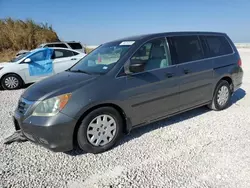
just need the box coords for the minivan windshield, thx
[69,41,134,74]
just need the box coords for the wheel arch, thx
[72,103,130,147]
[217,76,233,92]
[0,72,25,86]
[209,76,233,110]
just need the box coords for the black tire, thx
[1,74,23,90]
[208,80,231,111]
[77,107,123,154]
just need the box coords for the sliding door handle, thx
[183,69,191,74]
[165,73,174,78]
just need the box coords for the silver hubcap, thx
[87,115,117,146]
[217,85,229,106]
[4,76,19,89]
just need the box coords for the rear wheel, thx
[208,80,231,111]
[77,107,123,153]
[1,74,23,90]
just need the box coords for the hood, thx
[22,71,98,101]
[0,62,17,69]
[0,62,20,69]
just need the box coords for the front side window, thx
[205,35,233,57]
[29,51,48,62]
[130,38,170,71]
[170,36,204,64]
[69,41,132,74]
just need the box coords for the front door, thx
[168,35,214,111]
[121,38,180,126]
[24,48,54,83]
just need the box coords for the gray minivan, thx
[13,32,243,153]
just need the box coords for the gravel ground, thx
[0,49,250,188]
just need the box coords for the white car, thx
[38,41,86,53]
[0,47,86,90]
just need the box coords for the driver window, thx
[29,51,48,62]
[130,38,170,72]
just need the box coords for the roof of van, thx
[111,31,227,42]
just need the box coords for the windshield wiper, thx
[66,69,91,74]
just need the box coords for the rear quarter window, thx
[206,35,233,57]
[73,51,79,55]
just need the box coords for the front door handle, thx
[71,58,77,60]
[165,73,174,78]
[183,69,191,74]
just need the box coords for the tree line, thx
[0,18,60,52]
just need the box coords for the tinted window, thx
[68,43,83,49]
[52,49,74,59]
[131,38,170,72]
[45,44,54,47]
[206,35,233,57]
[170,36,204,64]
[199,36,210,58]
[53,43,68,48]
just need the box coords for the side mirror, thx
[24,58,31,63]
[125,59,144,74]
[129,63,144,73]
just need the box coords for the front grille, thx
[17,98,34,115]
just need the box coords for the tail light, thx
[238,59,242,67]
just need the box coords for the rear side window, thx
[199,36,210,58]
[51,49,74,59]
[68,43,83,49]
[206,36,233,57]
[53,43,68,48]
[170,36,204,64]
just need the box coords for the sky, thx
[0,0,250,45]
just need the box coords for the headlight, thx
[32,93,72,116]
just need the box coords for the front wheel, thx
[1,74,23,90]
[77,107,123,153]
[208,80,231,111]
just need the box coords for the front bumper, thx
[13,110,77,152]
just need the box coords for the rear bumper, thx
[13,111,77,152]
[234,82,242,92]
[233,67,243,92]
